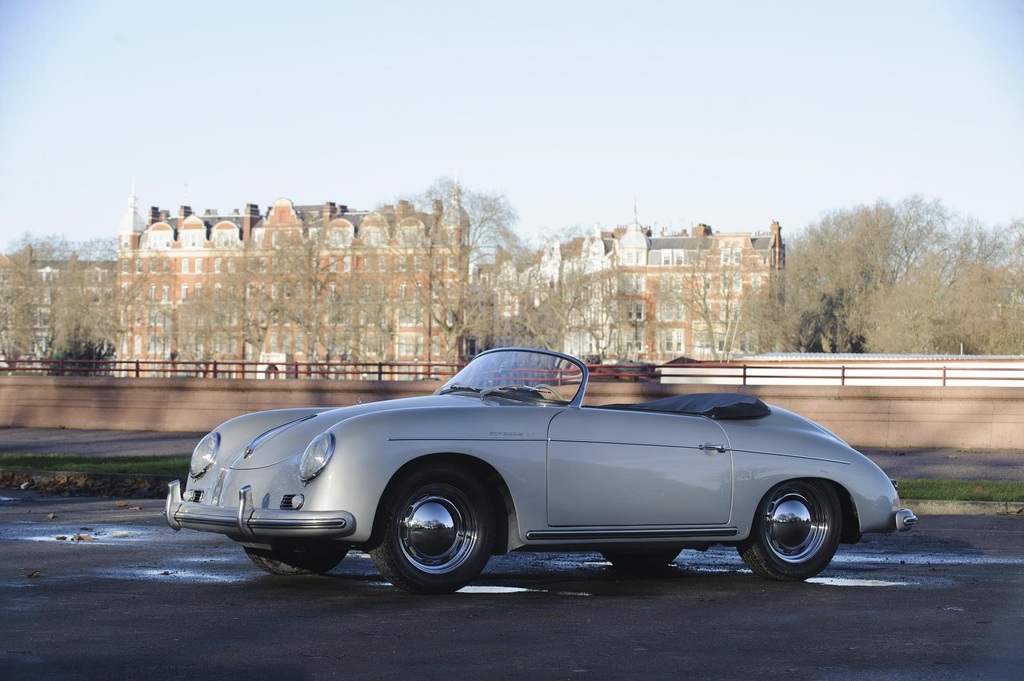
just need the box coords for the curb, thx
[1,469,179,499]
[902,499,1024,516]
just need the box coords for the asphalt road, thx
[2,491,1023,680]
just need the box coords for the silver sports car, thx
[166,347,916,594]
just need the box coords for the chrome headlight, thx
[299,432,335,483]
[190,432,220,480]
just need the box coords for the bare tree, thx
[1,237,116,362]
[781,197,1024,355]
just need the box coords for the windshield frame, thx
[436,348,589,408]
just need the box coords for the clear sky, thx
[1,0,1021,252]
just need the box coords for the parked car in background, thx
[167,347,916,594]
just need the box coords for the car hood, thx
[227,394,468,470]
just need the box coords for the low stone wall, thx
[1,375,1023,449]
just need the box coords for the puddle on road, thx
[459,585,533,594]
[14,526,164,545]
[830,552,1024,568]
[117,568,249,584]
[457,585,592,596]
[807,577,909,587]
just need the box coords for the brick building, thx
[117,190,470,364]
[492,219,785,363]
[115,186,783,365]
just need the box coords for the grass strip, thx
[896,478,1024,503]
[0,453,189,477]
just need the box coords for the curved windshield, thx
[436,348,587,406]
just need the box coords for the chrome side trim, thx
[525,527,738,541]
[731,449,851,465]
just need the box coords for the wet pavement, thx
[1,491,1023,680]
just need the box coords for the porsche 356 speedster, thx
[166,347,916,593]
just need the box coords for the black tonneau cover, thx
[597,393,771,420]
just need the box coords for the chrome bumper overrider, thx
[895,507,917,532]
[165,480,356,539]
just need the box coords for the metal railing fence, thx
[4,357,1024,387]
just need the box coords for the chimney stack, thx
[397,199,411,220]
[242,203,260,244]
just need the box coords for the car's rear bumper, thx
[895,507,917,531]
[165,480,356,539]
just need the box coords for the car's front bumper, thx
[165,480,356,539]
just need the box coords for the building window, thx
[195,258,202,274]
[722,273,743,296]
[181,284,189,301]
[181,259,189,274]
[660,329,684,353]
[658,302,684,322]
[397,333,423,357]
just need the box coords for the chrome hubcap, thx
[763,489,828,563]
[399,487,478,574]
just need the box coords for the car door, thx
[545,408,733,527]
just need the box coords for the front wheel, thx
[738,480,841,581]
[370,465,495,594]
[244,542,349,575]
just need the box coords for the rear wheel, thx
[601,548,680,572]
[739,480,841,581]
[244,543,349,576]
[370,465,494,594]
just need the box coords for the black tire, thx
[244,543,349,576]
[369,465,494,594]
[601,548,680,572]
[738,480,842,581]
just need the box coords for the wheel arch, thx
[796,477,861,544]
[364,452,516,555]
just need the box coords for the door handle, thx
[699,443,727,453]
